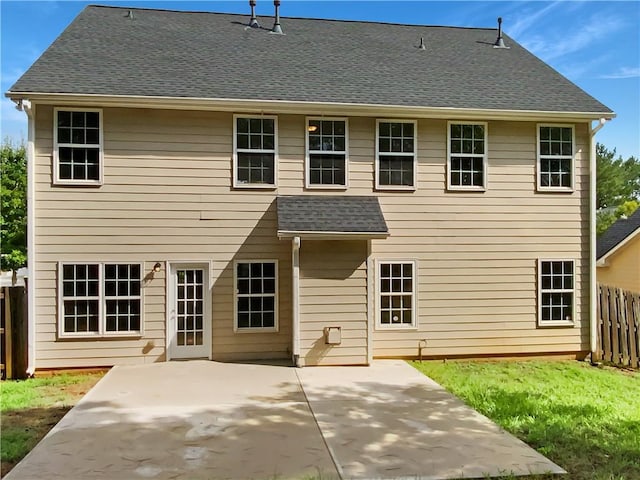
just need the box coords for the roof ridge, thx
[85,4,498,31]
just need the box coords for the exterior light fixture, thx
[153,262,162,272]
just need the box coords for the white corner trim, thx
[25,101,36,376]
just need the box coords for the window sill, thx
[234,327,279,333]
[53,179,103,187]
[375,325,418,331]
[536,187,574,193]
[447,186,486,192]
[305,185,348,190]
[233,184,277,190]
[58,332,143,340]
[537,320,575,328]
[375,186,416,192]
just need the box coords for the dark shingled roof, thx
[8,5,612,114]
[277,196,388,235]
[597,209,640,260]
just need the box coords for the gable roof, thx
[277,196,388,238]
[597,208,640,261]
[7,5,612,116]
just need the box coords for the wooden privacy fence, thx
[596,283,640,369]
[0,285,29,379]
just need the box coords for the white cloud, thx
[507,1,563,40]
[600,67,640,79]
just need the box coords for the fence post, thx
[627,290,638,368]
[8,285,28,379]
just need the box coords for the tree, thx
[1,140,27,272]
[596,143,640,209]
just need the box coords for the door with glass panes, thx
[168,264,211,359]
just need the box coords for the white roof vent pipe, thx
[271,0,284,35]
[248,0,260,28]
[493,17,509,49]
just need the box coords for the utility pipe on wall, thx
[292,236,301,367]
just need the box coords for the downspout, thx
[17,100,36,376]
[292,236,301,367]
[589,118,607,360]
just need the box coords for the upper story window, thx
[448,122,487,190]
[538,125,574,191]
[54,108,102,185]
[376,120,417,189]
[538,259,574,326]
[59,262,142,337]
[234,116,277,188]
[306,118,348,188]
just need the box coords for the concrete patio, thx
[6,360,564,480]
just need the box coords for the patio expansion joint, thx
[295,369,345,480]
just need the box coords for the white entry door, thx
[168,264,211,359]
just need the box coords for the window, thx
[234,116,277,187]
[538,125,574,190]
[59,263,142,336]
[306,118,348,188]
[448,122,487,189]
[54,109,102,185]
[235,261,277,331]
[538,260,574,325]
[377,261,417,328]
[376,120,416,189]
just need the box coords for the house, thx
[6,4,614,372]
[597,209,640,292]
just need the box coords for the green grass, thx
[411,360,640,480]
[0,372,104,476]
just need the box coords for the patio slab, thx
[6,360,565,480]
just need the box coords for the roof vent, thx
[493,17,509,49]
[271,0,284,35]
[248,0,260,28]
[418,37,426,50]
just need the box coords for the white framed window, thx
[53,108,103,185]
[306,117,348,188]
[376,120,417,189]
[376,260,417,329]
[447,122,487,190]
[59,262,142,337]
[233,115,277,188]
[538,259,575,326]
[234,260,278,332]
[537,124,574,191]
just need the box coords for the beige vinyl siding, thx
[34,106,591,368]
[299,241,368,365]
[597,237,640,292]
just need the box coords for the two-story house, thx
[6,4,614,372]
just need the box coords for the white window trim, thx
[57,261,144,338]
[537,258,576,327]
[305,116,349,190]
[447,121,488,191]
[375,119,418,191]
[536,123,575,192]
[233,259,279,333]
[53,107,104,186]
[233,114,278,189]
[375,259,418,330]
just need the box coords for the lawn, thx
[0,371,105,477]
[411,360,640,480]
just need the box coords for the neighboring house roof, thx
[277,196,388,238]
[597,209,640,261]
[7,5,612,115]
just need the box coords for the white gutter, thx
[17,100,36,376]
[292,237,301,367]
[6,91,616,122]
[589,118,607,359]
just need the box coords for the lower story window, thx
[60,263,142,336]
[539,259,574,324]
[236,261,277,330]
[378,261,416,328]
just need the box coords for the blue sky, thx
[1,1,639,158]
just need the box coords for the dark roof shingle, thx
[597,209,640,260]
[277,196,388,235]
[8,5,612,114]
